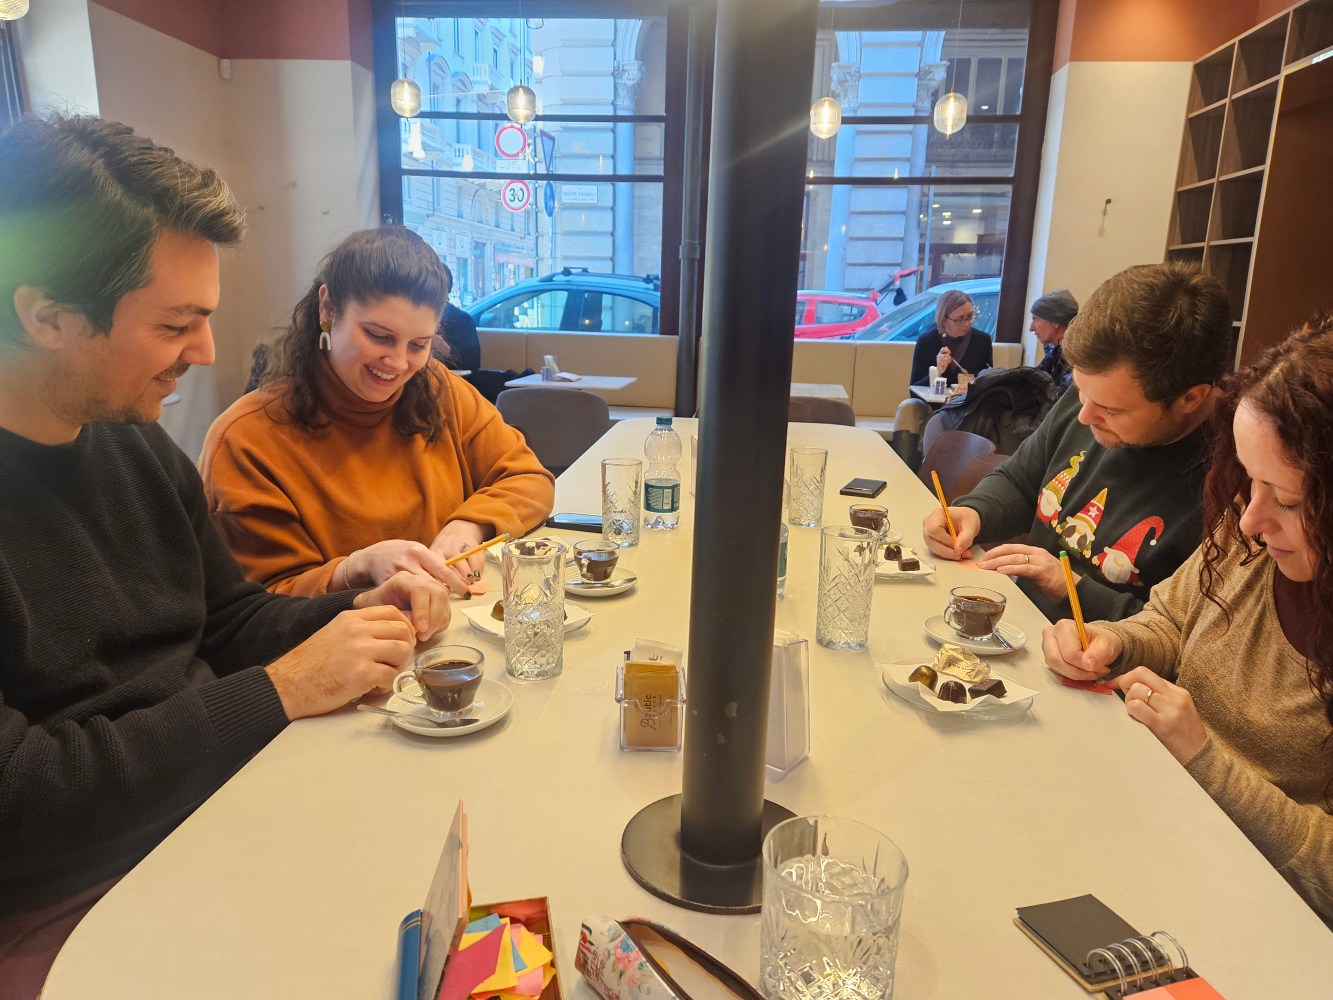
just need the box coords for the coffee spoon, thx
[356,704,480,728]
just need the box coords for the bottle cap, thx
[656,416,672,425]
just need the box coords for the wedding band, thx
[1144,689,1154,705]
[1025,554,1030,565]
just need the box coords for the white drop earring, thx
[318,320,332,351]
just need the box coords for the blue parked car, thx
[468,268,661,335]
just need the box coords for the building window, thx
[799,13,1035,341]
[379,14,670,335]
[0,22,24,131]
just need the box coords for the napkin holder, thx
[616,639,685,752]
[766,629,810,779]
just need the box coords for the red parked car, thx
[793,290,881,340]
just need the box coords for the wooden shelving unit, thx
[1166,0,1333,366]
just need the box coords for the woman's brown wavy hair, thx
[262,227,450,442]
[1200,315,1333,735]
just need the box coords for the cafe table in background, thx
[43,419,1333,998]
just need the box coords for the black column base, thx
[620,794,796,915]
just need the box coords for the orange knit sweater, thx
[199,360,554,595]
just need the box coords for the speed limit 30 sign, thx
[500,180,532,213]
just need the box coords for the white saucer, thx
[876,545,936,580]
[461,601,592,638]
[383,678,513,738]
[564,571,638,597]
[922,614,1026,654]
[880,659,1036,720]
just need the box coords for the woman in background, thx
[201,227,553,596]
[907,288,993,388]
[1043,318,1333,924]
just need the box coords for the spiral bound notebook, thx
[1015,894,1224,998]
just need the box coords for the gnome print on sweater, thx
[1037,450,1167,588]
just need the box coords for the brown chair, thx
[495,386,612,477]
[917,430,996,499]
[788,395,856,426]
[952,452,1008,500]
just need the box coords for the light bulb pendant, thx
[0,0,29,19]
[933,91,968,137]
[390,78,422,118]
[507,84,537,124]
[810,96,842,140]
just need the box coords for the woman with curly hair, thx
[200,227,554,597]
[1042,317,1333,925]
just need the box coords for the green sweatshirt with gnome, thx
[953,389,1210,623]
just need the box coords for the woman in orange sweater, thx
[200,227,555,596]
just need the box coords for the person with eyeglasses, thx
[909,289,994,388]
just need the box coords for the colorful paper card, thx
[437,926,506,1000]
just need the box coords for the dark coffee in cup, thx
[395,644,486,718]
[417,661,483,714]
[574,541,619,582]
[848,504,889,536]
[944,587,1007,639]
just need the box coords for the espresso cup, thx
[847,503,890,541]
[393,644,485,719]
[943,586,1007,639]
[573,539,619,583]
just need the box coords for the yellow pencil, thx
[444,533,511,568]
[930,470,957,542]
[1060,550,1089,650]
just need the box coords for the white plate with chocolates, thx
[881,649,1036,719]
[876,542,935,580]
[462,600,592,639]
[923,614,1026,654]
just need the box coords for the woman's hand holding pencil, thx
[1040,619,1125,683]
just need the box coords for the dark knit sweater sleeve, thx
[910,331,943,387]
[0,423,354,912]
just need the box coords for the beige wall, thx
[1024,60,1191,363]
[18,3,380,457]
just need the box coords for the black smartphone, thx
[839,478,888,498]
[545,512,604,532]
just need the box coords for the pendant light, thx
[933,1,968,136]
[0,0,29,19]
[506,84,536,124]
[389,12,420,118]
[810,96,841,140]
[808,9,842,139]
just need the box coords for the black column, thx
[679,0,819,862]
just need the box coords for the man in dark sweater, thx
[0,116,452,987]
[923,263,1232,622]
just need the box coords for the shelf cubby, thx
[1205,242,1254,324]
[1210,173,1263,241]
[1169,185,1214,245]
[1288,0,1333,62]
[1217,81,1277,174]
[1189,45,1235,112]
[1166,246,1206,268]
[1233,16,1289,92]
[1178,104,1225,184]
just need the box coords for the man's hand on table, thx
[977,543,1070,601]
[266,606,417,720]
[922,505,980,560]
[354,569,452,639]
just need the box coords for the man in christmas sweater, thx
[923,263,1233,622]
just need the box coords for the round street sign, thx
[542,181,556,218]
[501,180,532,213]
[495,123,528,159]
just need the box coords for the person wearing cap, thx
[1030,288,1078,393]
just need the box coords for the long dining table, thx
[43,418,1333,998]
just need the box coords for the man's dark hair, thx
[1061,262,1233,403]
[0,114,244,345]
